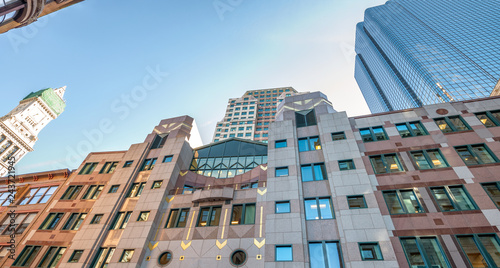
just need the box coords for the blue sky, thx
[0,0,386,174]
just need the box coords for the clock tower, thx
[0,87,67,177]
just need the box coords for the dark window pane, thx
[383,191,404,214]
[396,124,411,137]
[435,119,452,133]
[372,127,387,141]
[449,186,475,210]
[472,145,496,164]
[400,190,423,213]
[457,236,488,267]
[477,235,500,266]
[449,117,469,131]
[483,183,500,207]
[456,147,480,165]
[401,238,425,266]
[476,113,496,127]
[231,205,242,225]
[419,238,450,267]
[370,156,386,174]
[244,204,256,224]
[411,151,431,169]
[431,188,455,211]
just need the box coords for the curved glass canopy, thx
[190,139,267,179]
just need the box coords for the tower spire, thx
[53,86,66,100]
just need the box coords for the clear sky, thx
[0,0,386,174]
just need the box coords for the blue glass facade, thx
[355,0,500,113]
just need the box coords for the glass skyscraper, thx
[354,0,500,113]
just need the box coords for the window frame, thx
[369,153,404,174]
[90,247,116,268]
[126,182,146,198]
[275,166,289,177]
[275,245,293,262]
[275,139,287,149]
[395,121,428,138]
[90,214,104,224]
[338,159,355,171]
[382,189,425,215]
[410,149,449,169]
[37,246,66,267]
[140,158,157,171]
[304,197,334,220]
[347,195,367,209]
[19,186,58,205]
[108,185,119,193]
[119,249,135,263]
[298,136,322,152]
[109,211,132,230]
[0,212,36,235]
[82,185,104,200]
[295,109,317,128]
[359,126,388,142]
[39,213,64,230]
[165,208,190,228]
[359,242,383,261]
[434,115,471,133]
[137,211,150,222]
[331,131,346,141]
[196,206,222,227]
[68,249,84,263]
[79,162,98,175]
[456,233,500,268]
[455,144,498,165]
[99,161,118,174]
[275,201,291,214]
[475,110,500,127]
[61,213,87,230]
[12,245,42,267]
[60,185,83,200]
[481,182,500,208]
[230,203,256,225]
[151,180,163,189]
[301,163,327,181]
[308,241,344,268]
[400,236,451,268]
[163,155,173,163]
[123,160,133,168]
[430,185,478,212]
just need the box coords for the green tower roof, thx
[23,88,66,115]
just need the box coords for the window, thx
[410,149,448,169]
[382,190,424,214]
[99,161,118,174]
[482,182,500,208]
[0,191,14,206]
[82,185,104,200]
[369,154,404,174]
[276,245,293,261]
[231,203,256,225]
[108,185,119,193]
[166,208,190,228]
[197,206,222,227]
[296,109,317,127]
[456,234,500,267]
[305,197,334,220]
[434,116,470,133]
[68,250,83,263]
[301,163,326,181]
[275,140,287,148]
[91,247,115,268]
[245,133,251,137]
[338,159,355,170]
[0,213,36,235]
[123,160,133,167]
[308,241,343,268]
[275,201,290,213]
[230,250,247,266]
[395,121,427,137]
[455,144,498,165]
[61,185,83,200]
[158,251,172,265]
[275,167,289,177]
[110,212,132,230]
[347,195,367,209]
[151,180,162,189]
[359,126,388,142]
[90,214,103,224]
[237,133,244,137]
[476,110,500,127]
[400,237,450,268]
[39,213,64,230]
[79,162,98,175]
[331,131,346,141]
[135,211,150,222]
[430,185,477,211]
[127,182,146,197]
[37,246,66,267]
[19,186,58,205]
[163,155,173,163]
[151,134,168,149]
[298,136,321,151]
[359,243,383,261]
[62,213,87,230]
[12,245,42,267]
[140,158,157,171]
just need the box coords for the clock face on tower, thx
[29,107,45,123]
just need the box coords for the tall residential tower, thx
[354,0,500,113]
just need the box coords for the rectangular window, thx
[308,241,343,268]
[476,110,500,127]
[19,186,58,205]
[410,149,448,169]
[382,190,424,214]
[369,154,404,174]
[455,144,498,165]
[108,185,119,193]
[123,160,133,168]
[79,162,98,175]
[331,131,346,141]
[12,245,42,267]
[39,213,64,230]
[197,206,222,227]
[275,201,291,213]
[68,250,83,263]
[140,158,157,171]
[338,159,355,170]
[0,213,36,235]
[119,249,134,263]
[359,126,388,142]
[276,245,293,261]
[457,234,500,267]
[151,180,163,189]
[82,185,104,200]
[230,203,256,225]
[430,185,477,211]
[62,213,87,230]
[163,155,173,163]
[400,237,450,268]
[110,212,132,230]
[395,121,427,137]
[434,116,471,133]
[99,161,118,174]
[90,247,115,268]
[127,182,146,198]
[275,139,287,148]
[359,243,383,261]
[0,191,15,206]
[151,134,168,149]
[275,167,289,177]
[347,195,367,209]
[296,109,317,127]
[482,182,500,208]
[165,208,190,228]
[90,214,103,224]
[137,211,150,222]
[298,136,321,151]
[305,197,334,220]
[301,163,326,181]
[37,246,66,267]
[61,185,83,200]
